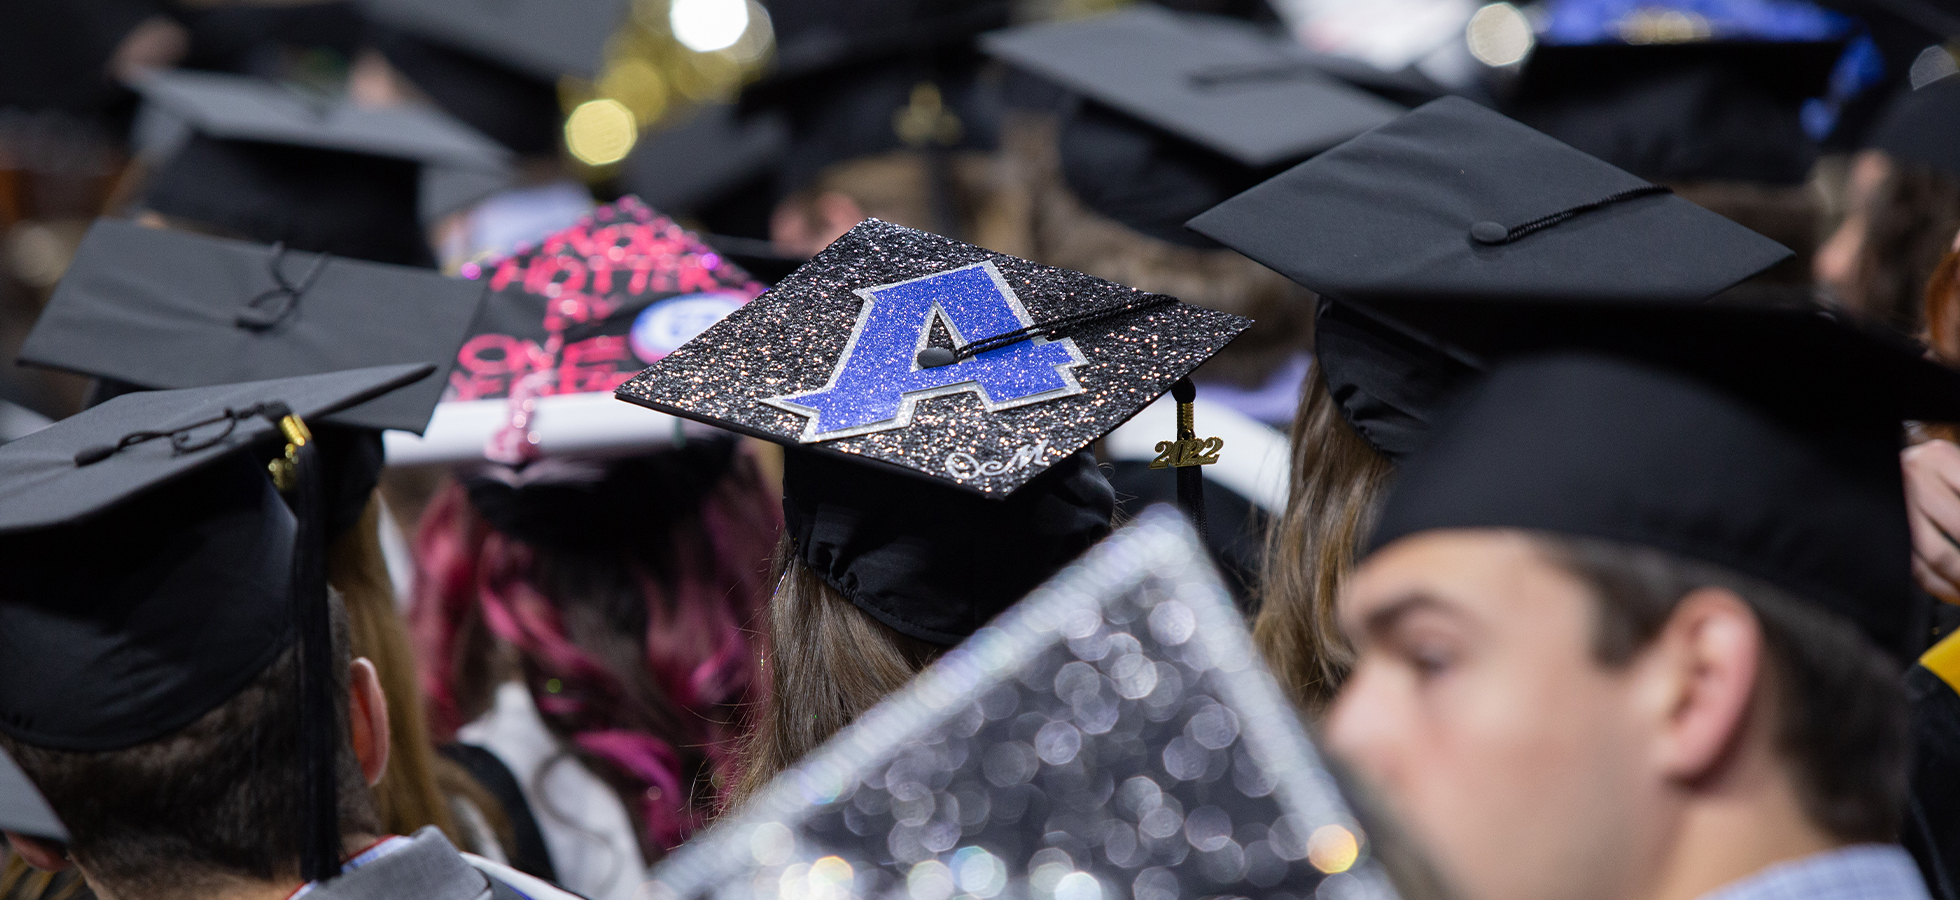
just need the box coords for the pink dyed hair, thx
[408,445,781,856]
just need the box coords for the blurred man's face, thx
[1325,531,1662,900]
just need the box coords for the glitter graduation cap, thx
[19,219,488,435]
[131,68,515,226]
[0,364,435,880]
[615,218,1253,497]
[643,508,1407,900]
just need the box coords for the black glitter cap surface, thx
[615,219,1252,497]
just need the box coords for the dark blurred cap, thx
[358,0,628,81]
[1868,72,1960,180]
[1506,39,1844,184]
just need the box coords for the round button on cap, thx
[916,346,958,368]
[1470,221,1510,244]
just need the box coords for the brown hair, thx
[730,537,943,803]
[998,113,1312,387]
[1856,159,1960,333]
[1253,364,1395,714]
[0,595,380,900]
[331,496,508,852]
[1537,533,1909,844]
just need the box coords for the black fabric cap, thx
[1186,96,1793,303]
[616,218,1252,497]
[1315,298,1479,460]
[144,134,438,268]
[131,68,511,170]
[758,0,1010,85]
[21,220,485,434]
[0,0,156,115]
[1906,661,1960,900]
[1869,74,1960,181]
[1505,40,1842,184]
[368,25,567,159]
[0,365,432,535]
[983,6,1405,169]
[1368,346,1959,659]
[357,0,627,81]
[623,104,788,216]
[0,746,66,841]
[782,448,1114,645]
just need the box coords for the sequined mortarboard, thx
[616,218,1252,497]
[644,508,1411,900]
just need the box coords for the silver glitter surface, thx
[643,508,1402,900]
[615,220,1252,496]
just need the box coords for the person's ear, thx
[1641,587,1764,782]
[346,658,391,788]
[5,832,72,871]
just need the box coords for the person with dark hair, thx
[1185,96,1794,711]
[616,218,1250,798]
[1320,294,1956,900]
[0,368,579,900]
[1818,74,1960,331]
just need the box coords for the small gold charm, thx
[267,413,314,492]
[893,82,963,149]
[1149,395,1222,468]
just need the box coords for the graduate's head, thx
[0,367,437,899]
[1323,347,1938,900]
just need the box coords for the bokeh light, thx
[1306,824,1360,874]
[565,98,638,166]
[671,0,751,52]
[1466,3,1534,68]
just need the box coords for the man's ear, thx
[1643,587,1764,782]
[5,832,71,871]
[346,658,391,788]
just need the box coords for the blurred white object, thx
[1104,394,1290,515]
[383,391,709,465]
[1269,0,1481,86]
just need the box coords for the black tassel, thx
[289,438,342,882]
[1172,378,1208,545]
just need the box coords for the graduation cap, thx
[1185,95,1792,458]
[360,0,630,157]
[132,68,515,240]
[1504,39,1846,184]
[645,508,1412,900]
[20,219,487,435]
[1867,73,1960,181]
[984,5,1406,248]
[1361,297,1960,659]
[0,364,434,879]
[448,196,766,403]
[0,0,158,116]
[618,218,1249,642]
[359,0,627,83]
[0,746,66,842]
[622,104,788,219]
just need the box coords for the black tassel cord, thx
[289,437,342,882]
[1172,377,1208,545]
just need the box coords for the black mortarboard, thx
[1868,73,1960,181]
[0,746,65,842]
[618,218,1249,642]
[1505,39,1844,184]
[1187,96,1793,302]
[984,6,1404,248]
[359,0,627,82]
[133,68,513,213]
[1186,95,1792,458]
[1365,302,1960,658]
[984,6,1404,170]
[645,509,1411,900]
[19,219,486,434]
[623,104,788,218]
[0,364,434,878]
[1905,636,1960,900]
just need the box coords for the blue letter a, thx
[765,262,1086,442]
